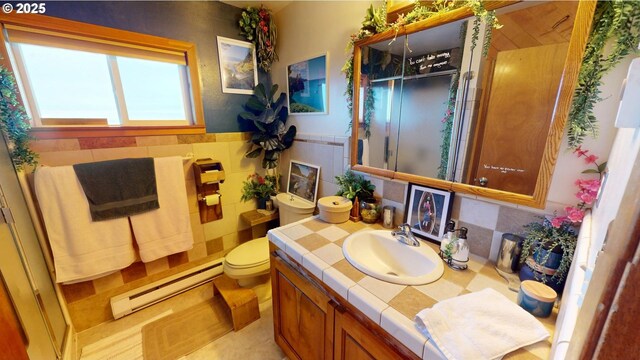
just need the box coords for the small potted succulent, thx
[519,147,606,293]
[240,173,277,209]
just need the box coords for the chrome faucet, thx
[391,223,420,247]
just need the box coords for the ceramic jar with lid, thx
[517,280,557,318]
[318,196,352,223]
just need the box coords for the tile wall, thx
[278,134,350,198]
[361,174,558,262]
[27,132,265,331]
[279,134,552,261]
[26,130,557,330]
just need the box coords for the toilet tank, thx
[275,193,316,226]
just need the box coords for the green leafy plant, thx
[438,23,467,180]
[0,66,37,170]
[520,147,606,284]
[520,218,577,284]
[335,170,375,202]
[239,83,296,169]
[240,173,277,201]
[239,6,278,72]
[567,1,640,148]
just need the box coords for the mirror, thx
[351,1,595,208]
[356,18,467,180]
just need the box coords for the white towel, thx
[130,157,193,262]
[34,166,135,283]
[415,288,549,360]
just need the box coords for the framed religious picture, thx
[404,183,454,242]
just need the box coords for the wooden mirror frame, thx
[350,0,596,209]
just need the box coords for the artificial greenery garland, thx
[0,66,37,170]
[437,22,469,180]
[239,6,278,72]
[567,0,640,149]
[343,0,500,137]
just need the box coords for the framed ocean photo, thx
[286,160,320,204]
[216,36,258,94]
[287,53,328,114]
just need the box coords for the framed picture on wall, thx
[286,160,320,204]
[216,36,258,94]
[286,53,328,115]
[404,184,454,242]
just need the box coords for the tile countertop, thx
[267,216,557,360]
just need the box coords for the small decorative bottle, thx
[451,227,469,270]
[440,220,456,259]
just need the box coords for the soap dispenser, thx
[451,227,469,270]
[440,220,456,258]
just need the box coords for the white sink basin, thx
[342,230,444,285]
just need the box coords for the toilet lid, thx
[225,237,269,269]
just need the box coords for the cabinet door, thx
[334,309,406,360]
[272,256,334,360]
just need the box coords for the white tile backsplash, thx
[459,197,500,229]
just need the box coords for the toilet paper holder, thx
[193,158,224,223]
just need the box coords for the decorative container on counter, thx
[517,280,557,318]
[359,198,381,224]
[318,196,352,223]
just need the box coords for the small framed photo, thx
[286,160,320,204]
[216,36,258,94]
[404,184,454,242]
[287,53,328,114]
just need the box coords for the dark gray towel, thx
[73,158,159,221]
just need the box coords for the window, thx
[0,14,205,136]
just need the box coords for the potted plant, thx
[335,170,375,202]
[239,83,296,169]
[240,173,277,209]
[335,170,380,223]
[519,147,606,293]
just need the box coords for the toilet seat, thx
[223,237,270,278]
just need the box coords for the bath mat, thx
[80,310,173,360]
[142,296,233,360]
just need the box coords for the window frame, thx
[0,13,206,138]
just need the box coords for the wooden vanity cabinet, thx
[334,309,407,360]
[271,251,419,360]
[272,255,335,360]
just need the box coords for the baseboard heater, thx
[110,257,224,319]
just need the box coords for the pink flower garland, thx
[550,146,606,228]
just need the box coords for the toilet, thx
[223,192,316,301]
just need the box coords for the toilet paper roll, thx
[204,194,220,206]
